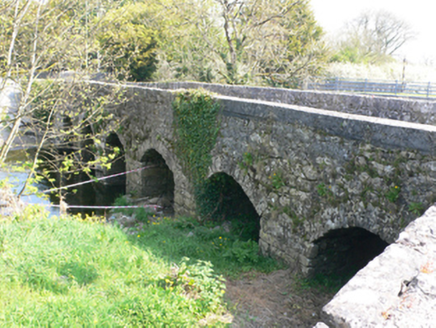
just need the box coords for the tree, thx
[154,0,327,86]
[0,0,126,199]
[152,0,225,83]
[97,2,159,81]
[254,0,327,87]
[215,0,304,84]
[0,0,328,202]
[332,10,415,64]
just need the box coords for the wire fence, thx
[28,165,162,211]
[305,77,436,99]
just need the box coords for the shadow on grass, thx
[119,216,282,278]
[58,261,99,286]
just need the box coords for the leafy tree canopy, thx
[152,0,327,86]
[97,2,159,81]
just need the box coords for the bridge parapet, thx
[320,205,436,327]
[142,82,436,125]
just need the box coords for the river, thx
[1,150,125,217]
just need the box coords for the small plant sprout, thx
[317,183,327,197]
[386,185,401,203]
[270,171,285,189]
[408,202,424,216]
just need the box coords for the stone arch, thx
[200,172,260,241]
[140,148,175,214]
[309,227,389,284]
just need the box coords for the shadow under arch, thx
[91,132,127,211]
[103,132,126,186]
[45,132,127,215]
[310,227,389,287]
[198,172,260,241]
[140,149,174,215]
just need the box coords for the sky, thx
[309,0,436,65]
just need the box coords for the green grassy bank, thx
[0,208,281,327]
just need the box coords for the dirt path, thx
[225,269,335,327]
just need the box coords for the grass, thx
[135,215,280,277]
[0,206,282,327]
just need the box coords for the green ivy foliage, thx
[172,89,220,205]
[172,90,260,241]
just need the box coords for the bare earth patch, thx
[226,269,335,327]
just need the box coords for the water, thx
[1,150,125,217]
[45,171,126,216]
[0,169,60,217]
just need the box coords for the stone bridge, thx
[103,82,436,277]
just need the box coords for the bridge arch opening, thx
[92,132,126,209]
[45,132,127,215]
[104,133,126,187]
[199,172,260,241]
[311,227,389,286]
[140,149,174,214]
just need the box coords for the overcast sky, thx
[309,0,436,64]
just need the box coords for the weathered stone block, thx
[322,206,436,327]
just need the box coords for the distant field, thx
[325,62,436,82]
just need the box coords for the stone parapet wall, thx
[320,205,436,327]
[142,82,436,125]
